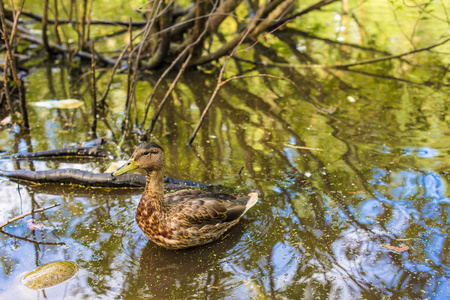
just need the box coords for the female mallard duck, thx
[112,142,258,250]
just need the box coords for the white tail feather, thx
[243,192,258,215]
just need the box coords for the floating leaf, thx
[22,261,79,289]
[347,96,356,103]
[26,219,45,231]
[384,243,409,253]
[32,99,83,109]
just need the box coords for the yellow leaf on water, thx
[22,261,79,289]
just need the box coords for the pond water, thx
[1,0,450,299]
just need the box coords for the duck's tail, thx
[243,192,258,215]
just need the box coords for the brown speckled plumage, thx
[113,142,258,249]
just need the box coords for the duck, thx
[111,142,258,250]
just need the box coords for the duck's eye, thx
[143,151,151,155]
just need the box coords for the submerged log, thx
[0,146,113,160]
[0,168,210,189]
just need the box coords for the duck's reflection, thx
[139,224,247,298]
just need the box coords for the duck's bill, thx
[111,159,138,176]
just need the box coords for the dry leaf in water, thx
[385,243,409,253]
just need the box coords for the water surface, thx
[0,0,449,299]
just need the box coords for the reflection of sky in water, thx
[377,146,440,158]
[1,136,449,299]
[416,147,439,158]
[355,167,449,299]
[273,142,449,298]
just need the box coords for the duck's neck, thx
[142,169,167,211]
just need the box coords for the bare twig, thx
[208,0,242,32]
[187,9,261,144]
[42,0,50,52]
[11,24,116,65]
[238,36,450,71]
[8,8,149,26]
[249,0,296,39]
[2,50,12,112]
[285,28,392,55]
[79,0,88,51]
[238,166,245,175]
[97,29,144,109]
[139,31,194,129]
[0,0,29,128]
[128,0,164,113]
[188,72,306,145]
[276,0,339,25]
[190,0,294,66]
[391,2,416,49]
[53,0,62,45]
[188,3,298,144]
[123,19,134,134]
[86,0,95,44]
[140,0,221,136]
[402,0,431,8]
[8,0,25,47]
[327,36,450,69]
[90,42,97,138]
[238,20,290,55]
[0,230,66,245]
[286,145,323,151]
[0,203,60,230]
[147,51,193,134]
[238,166,245,184]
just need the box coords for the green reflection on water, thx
[1,0,450,299]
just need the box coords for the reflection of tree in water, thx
[1,6,449,296]
[266,168,449,299]
[140,68,448,298]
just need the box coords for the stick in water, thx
[0,203,60,230]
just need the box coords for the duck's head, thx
[112,142,165,176]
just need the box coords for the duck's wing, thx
[174,199,246,226]
[167,190,253,226]
[165,190,238,205]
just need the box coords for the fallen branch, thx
[0,146,114,160]
[0,169,146,187]
[0,203,60,230]
[10,8,148,26]
[0,168,211,189]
